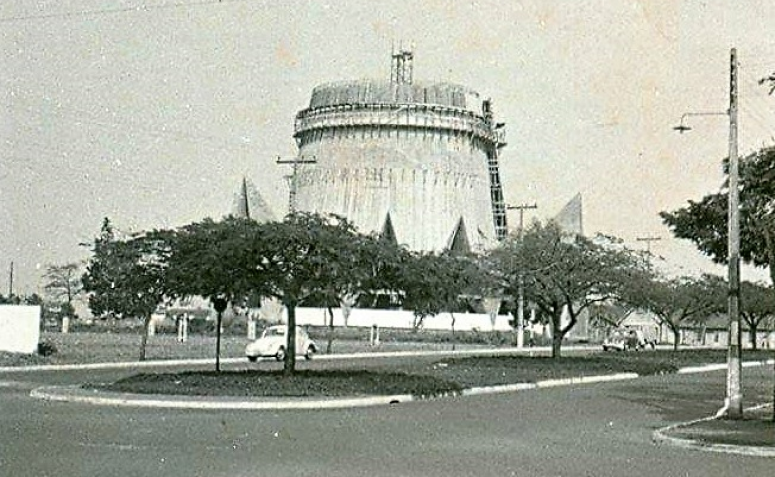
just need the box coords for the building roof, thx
[307,80,483,114]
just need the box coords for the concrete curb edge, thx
[652,403,775,458]
[28,372,642,411]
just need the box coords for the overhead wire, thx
[0,0,251,24]
[738,71,775,151]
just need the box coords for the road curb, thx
[1,347,551,374]
[652,403,775,458]
[23,359,773,410]
[29,372,642,411]
[677,359,774,375]
[29,385,418,410]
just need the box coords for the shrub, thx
[37,340,58,357]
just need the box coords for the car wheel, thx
[304,346,315,360]
[602,346,609,352]
[275,347,286,362]
[247,356,258,363]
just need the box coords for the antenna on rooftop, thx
[390,43,414,85]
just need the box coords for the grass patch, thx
[0,351,50,367]
[0,331,489,367]
[425,355,676,388]
[83,349,775,398]
[426,349,774,388]
[95,369,463,397]
[670,405,775,447]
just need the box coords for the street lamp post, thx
[673,48,742,419]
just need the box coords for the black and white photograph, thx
[1,1,774,476]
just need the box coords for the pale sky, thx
[3,0,775,296]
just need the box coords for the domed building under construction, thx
[290,50,508,252]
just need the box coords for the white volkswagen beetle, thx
[245,325,317,362]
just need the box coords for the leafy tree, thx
[163,212,395,376]
[162,216,263,303]
[82,218,169,360]
[159,216,263,371]
[258,213,400,375]
[661,146,775,285]
[623,274,726,350]
[397,251,450,331]
[740,281,775,350]
[307,230,407,354]
[43,262,83,322]
[397,251,498,346]
[489,222,653,358]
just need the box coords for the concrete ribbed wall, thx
[294,80,501,252]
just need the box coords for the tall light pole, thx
[673,47,742,419]
[507,203,537,348]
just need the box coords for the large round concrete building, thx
[291,51,507,252]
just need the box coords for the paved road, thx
[1,355,772,477]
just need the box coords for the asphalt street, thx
[1,354,773,477]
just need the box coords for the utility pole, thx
[507,203,538,348]
[726,47,743,419]
[635,236,661,270]
[8,261,13,298]
[276,156,316,213]
[672,48,742,419]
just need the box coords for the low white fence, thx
[280,307,515,332]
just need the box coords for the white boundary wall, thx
[285,307,514,332]
[0,305,41,354]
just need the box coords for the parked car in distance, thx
[245,325,317,362]
[602,329,656,351]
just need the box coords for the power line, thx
[0,0,248,24]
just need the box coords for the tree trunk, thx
[551,332,563,358]
[450,313,456,351]
[284,303,297,376]
[672,327,681,351]
[750,323,758,350]
[551,312,563,359]
[215,310,223,373]
[326,306,334,354]
[139,315,151,361]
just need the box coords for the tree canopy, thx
[82,218,169,360]
[489,222,652,357]
[621,274,726,350]
[161,212,405,375]
[397,251,496,331]
[661,146,775,285]
[43,262,83,318]
[740,280,775,349]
